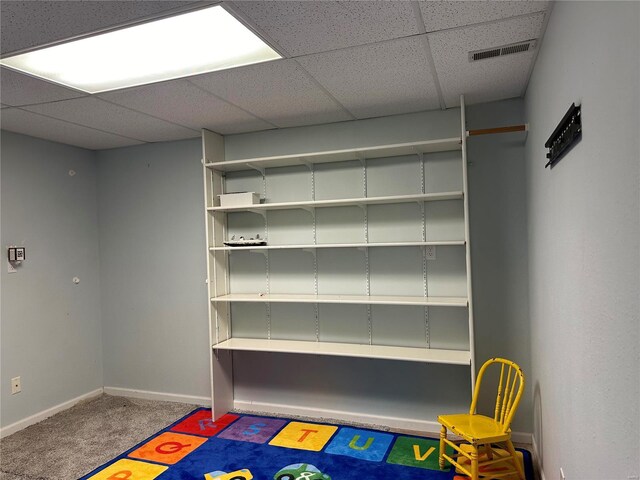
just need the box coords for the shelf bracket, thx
[300,159,313,171]
[249,249,268,258]
[246,163,265,176]
[302,248,317,259]
[300,206,316,218]
[247,209,267,219]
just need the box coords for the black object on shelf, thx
[545,103,582,168]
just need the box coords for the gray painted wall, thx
[524,2,640,479]
[96,139,210,398]
[0,130,102,427]
[466,99,531,432]
[1,103,531,432]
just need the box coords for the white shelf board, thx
[212,338,471,365]
[207,192,463,213]
[205,138,462,172]
[210,241,465,251]
[211,293,468,307]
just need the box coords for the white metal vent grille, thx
[469,40,537,62]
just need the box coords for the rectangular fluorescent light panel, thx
[0,6,281,93]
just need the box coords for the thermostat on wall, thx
[8,246,25,262]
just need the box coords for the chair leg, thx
[439,425,447,470]
[470,445,479,480]
[506,439,525,480]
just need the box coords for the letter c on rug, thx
[348,435,375,451]
[413,445,435,461]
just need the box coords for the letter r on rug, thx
[171,410,239,437]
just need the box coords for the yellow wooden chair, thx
[438,357,525,480]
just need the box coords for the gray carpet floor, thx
[0,394,199,479]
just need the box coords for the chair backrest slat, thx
[494,363,505,421]
[499,365,512,424]
[471,358,525,433]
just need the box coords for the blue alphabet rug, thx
[80,408,534,480]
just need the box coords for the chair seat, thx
[438,413,510,444]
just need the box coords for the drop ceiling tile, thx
[429,13,545,107]
[99,79,273,135]
[189,59,352,128]
[1,1,203,55]
[231,1,419,56]
[1,108,143,150]
[297,36,440,119]
[1,67,87,106]
[23,97,198,142]
[419,0,548,32]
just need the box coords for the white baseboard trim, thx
[104,386,210,406]
[531,434,546,480]
[234,400,532,445]
[512,431,533,446]
[235,399,441,433]
[0,388,103,439]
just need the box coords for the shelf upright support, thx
[417,151,430,348]
[300,159,320,342]
[251,164,271,340]
[202,129,233,421]
[265,248,271,340]
[460,94,477,391]
[358,156,372,344]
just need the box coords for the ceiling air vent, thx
[469,39,537,62]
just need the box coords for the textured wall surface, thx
[524,2,640,479]
[0,131,103,428]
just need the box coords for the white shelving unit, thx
[202,97,475,420]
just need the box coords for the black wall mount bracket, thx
[545,103,582,168]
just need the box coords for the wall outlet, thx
[425,245,436,260]
[560,467,566,480]
[11,376,21,394]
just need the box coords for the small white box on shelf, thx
[218,192,261,207]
